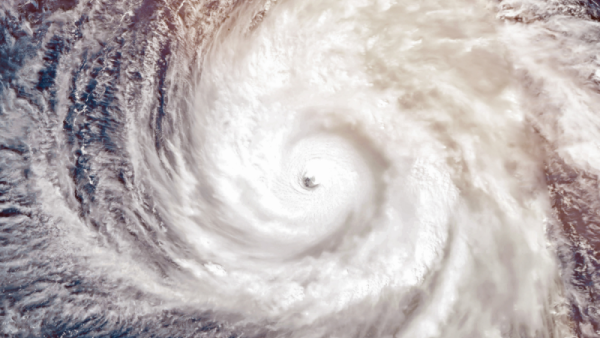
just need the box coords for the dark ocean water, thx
[1,0,600,337]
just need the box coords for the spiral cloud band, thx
[1,0,599,337]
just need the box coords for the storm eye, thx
[303,175,318,189]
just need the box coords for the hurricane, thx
[1,0,600,337]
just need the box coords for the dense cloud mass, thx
[1,0,600,337]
